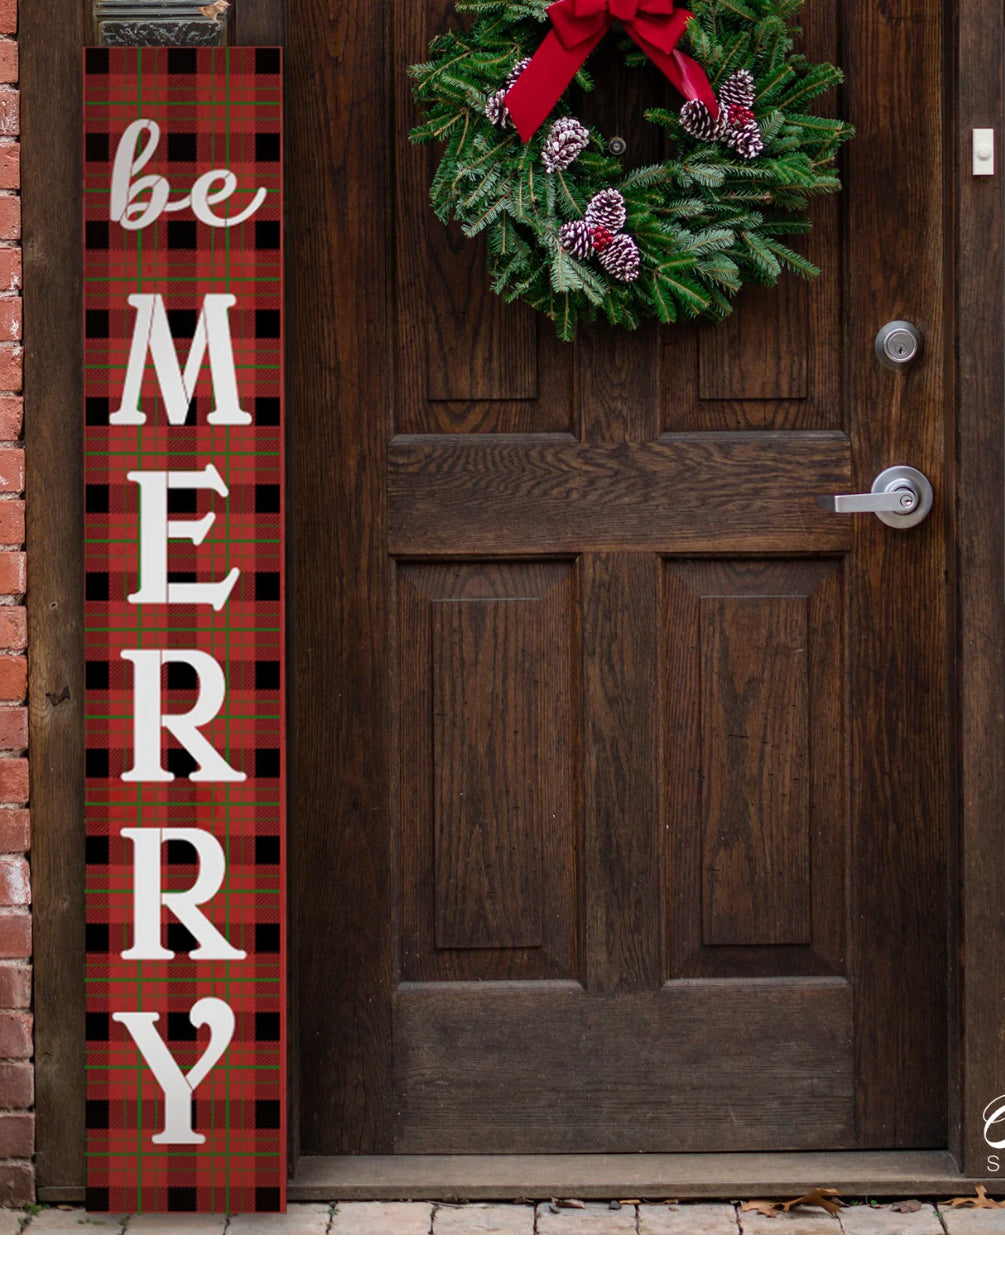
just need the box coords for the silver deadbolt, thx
[875,320,922,367]
[817,465,933,529]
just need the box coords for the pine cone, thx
[679,98,724,142]
[599,233,641,283]
[726,121,764,160]
[718,68,756,110]
[585,188,627,233]
[484,89,509,126]
[560,219,594,260]
[484,58,531,128]
[543,117,590,173]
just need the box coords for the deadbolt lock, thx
[875,320,923,367]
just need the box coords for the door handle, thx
[816,465,933,529]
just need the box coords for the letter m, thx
[110,294,251,426]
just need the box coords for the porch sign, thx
[83,47,285,1213]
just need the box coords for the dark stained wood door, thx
[288,0,948,1154]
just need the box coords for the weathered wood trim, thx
[955,0,1005,1179]
[23,0,88,1199]
[289,1151,998,1201]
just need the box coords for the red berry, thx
[590,226,614,252]
[728,104,754,127]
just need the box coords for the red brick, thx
[0,808,26,853]
[0,759,27,803]
[0,551,22,595]
[0,1063,31,1108]
[0,296,18,342]
[0,142,17,190]
[0,1010,30,1056]
[0,609,24,652]
[0,195,18,240]
[0,1160,32,1206]
[0,42,16,85]
[0,855,25,904]
[0,448,21,493]
[0,655,23,701]
[0,501,22,544]
[0,397,19,441]
[0,0,14,37]
[0,87,15,136]
[0,1115,33,1159]
[0,247,18,292]
[0,909,26,958]
[0,709,23,753]
[0,963,28,1007]
[0,344,20,391]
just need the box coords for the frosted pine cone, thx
[726,122,764,160]
[598,233,641,282]
[543,117,590,173]
[585,188,627,233]
[560,219,594,260]
[679,98,724,142]
[718,68,756,110]
[484,58,531,128]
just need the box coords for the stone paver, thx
[535,1201,637,1234]
[228,1203,332,1235]
[941,1207,1005,1234]
[0,1210,23,1234]
[639,1203,738,1235]
[125,1213,227,1234]
[739,1206,842,1235]
[433,1202,534,1234]
[330,1201,433,1234]
[841,1204,944,1234]
[22,1209,123,1235]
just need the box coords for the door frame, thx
[23,0,1005,1197]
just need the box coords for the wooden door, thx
[288,0,947,1155]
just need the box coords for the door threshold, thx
[289,1151,1001,1201]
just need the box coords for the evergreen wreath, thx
[410,0,853,340]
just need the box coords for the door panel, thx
[289,0,948,1154]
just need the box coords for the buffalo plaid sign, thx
[83,47,285,1214]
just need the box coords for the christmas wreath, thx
[410,0,852,339]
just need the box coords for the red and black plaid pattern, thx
[83,46,285,1214]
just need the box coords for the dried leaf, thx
[551,1198,585,1210]
[781,1188,845,1216]
[198,0,229,20]
[619,1199,641,1206]
[740,1200,781,1218]
[892,1200,925,1213]
[939,1185,1005,1210]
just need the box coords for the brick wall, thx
[0,0,28,1208]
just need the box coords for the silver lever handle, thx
[817,465,933,529]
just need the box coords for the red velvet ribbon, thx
[504,0,719,142]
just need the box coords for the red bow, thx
[504,0,718,142]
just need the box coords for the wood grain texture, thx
[397,564,579,983]
[393,981,854,1152]
[700,595,810,946]
[287,0,394,1153]
[956,0,1005,1178]
[664,561,845,980]
[233,0,284,44]
[24,0,87,1197]
[582,553,661,992]
[389,433,852,554]
[698,276,809,401]
[290,1149,996,1200]
[433,598,544,951]
[844,0,948,1148]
